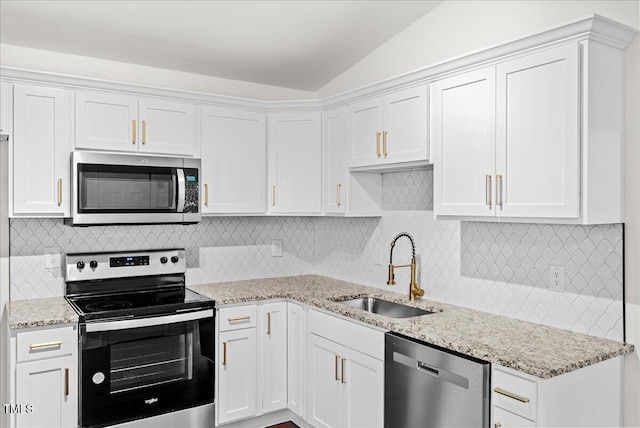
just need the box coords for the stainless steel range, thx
[64,249,214,428]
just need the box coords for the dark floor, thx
[266,422,300,428]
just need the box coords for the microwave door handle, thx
[177,168,186,212]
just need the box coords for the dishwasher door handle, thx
[392,351,469,389]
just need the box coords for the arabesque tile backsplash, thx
[9,170,624,341]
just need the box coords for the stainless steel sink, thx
[336,297,434,318]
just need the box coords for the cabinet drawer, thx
[218,305,257,331]
[309,309,384,360]
[493,367,538,421]
[493,406,536,428]
[16,324,77,363]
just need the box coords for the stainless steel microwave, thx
[68,151,201,225]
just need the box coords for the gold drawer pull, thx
[30,340,62,350]
[382,130,388,157]
[57,178,63,206]
[132,120,137,144]
[227,315,251,322]
[222,341,227,365]
[494,387,530,403]
[485,175,492,208]
[336,183,342,206]
[376,132,381,158]
[341,357,347,383]
[271,185,276,206]
[204,183,209,207]
[335,354,340,381]
[142,120,147,144]
[266,312,271,335]
[496,174,503,208]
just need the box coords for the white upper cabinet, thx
[432,67,496,217]
[12,84,71,217]
[323,107,347,214]
[347,85,428,170]
[200,107,266,214]
[267,111,322,214]
[432,40,625,224]
[75,91,196,156]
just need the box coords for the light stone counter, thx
[189,274,634,379]
[6,297,78,329]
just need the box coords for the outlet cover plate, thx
[549,266,565,292]
[44,247,60,269]
[271,239,283,257]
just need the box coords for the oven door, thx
[80,310,214,428]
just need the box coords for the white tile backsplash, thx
[8,169,625,341]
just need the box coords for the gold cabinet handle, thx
[57,178,62,206]
[335,354,340,381]
[376,132,381,158]
[132,120,137,144]
[30,340,62,350]
[382,130,388,157]
[64,368,69,396]
[485,175,492,208]
[222,341,227,366]
[204,183,209,207]
[227,315,251,322]
[493,387,530,403]
[341,357,347,383]
[336,183,342,206]
[142,120,147,144]
[271,185,276,206]
[266,312,271,335]
[496,174,503,208]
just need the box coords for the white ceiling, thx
[0,1,441,91]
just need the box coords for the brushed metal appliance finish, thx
[106,403,214,428]
[385,333,490,428]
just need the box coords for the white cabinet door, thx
[218,328,257,424]
[287,302,304,417]
[75,91,138,152]
[344,349,384,428]
[200,107,265,214]
[138,98,196,156]
[308,334,343,428]
[493,407,536,428]
[323,107,346,214]
[15,355,77,428]
[267,111,322,214]
[347,98,384,168]
[261,302,288,414]
[431,67,496,217]
[12,84,71,216]
[382,85,428,165]
[0,81,11,136]
[496,43,580,218]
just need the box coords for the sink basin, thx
[336,297,433,318]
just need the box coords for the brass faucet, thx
[387,232,424,301]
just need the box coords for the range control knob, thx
[171,256,179,264]
[89,260,98,269]
[76,261,85,270]
[160,257,168,264]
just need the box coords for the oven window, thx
[78,164,177,212]
[110,332,193,394]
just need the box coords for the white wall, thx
[0,43,315,101]
[316,0,639,97]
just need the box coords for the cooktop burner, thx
[84,300,133,312]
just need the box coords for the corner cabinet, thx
[75,91,197,157]
[200,107,266,214]
[11,84,72,217]
[347,85,428,171]
[432,40,625,224]
[6,324,78,428]
[267,111,322,214]
[307,309,384,428]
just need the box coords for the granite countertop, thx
[189,274,635,379]
[6,297,79,329]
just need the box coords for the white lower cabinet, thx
[492,356,623,427]
[260,302,288,413]
[307,309,384,428]
[217,305,258,425]
[287,302,305,417]
[6,324,78,428]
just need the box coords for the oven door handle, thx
[85,309,213,332]
[176,168,186,213]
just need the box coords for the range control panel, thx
[65,249,186,282]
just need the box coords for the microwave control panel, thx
[184,168,199,213]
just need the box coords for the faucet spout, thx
[386,233,424,301]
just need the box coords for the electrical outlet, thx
[44,247,60,269]
[549,266,565,292]
[271,239,283,257]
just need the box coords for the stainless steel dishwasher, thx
[385,332,490,427]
